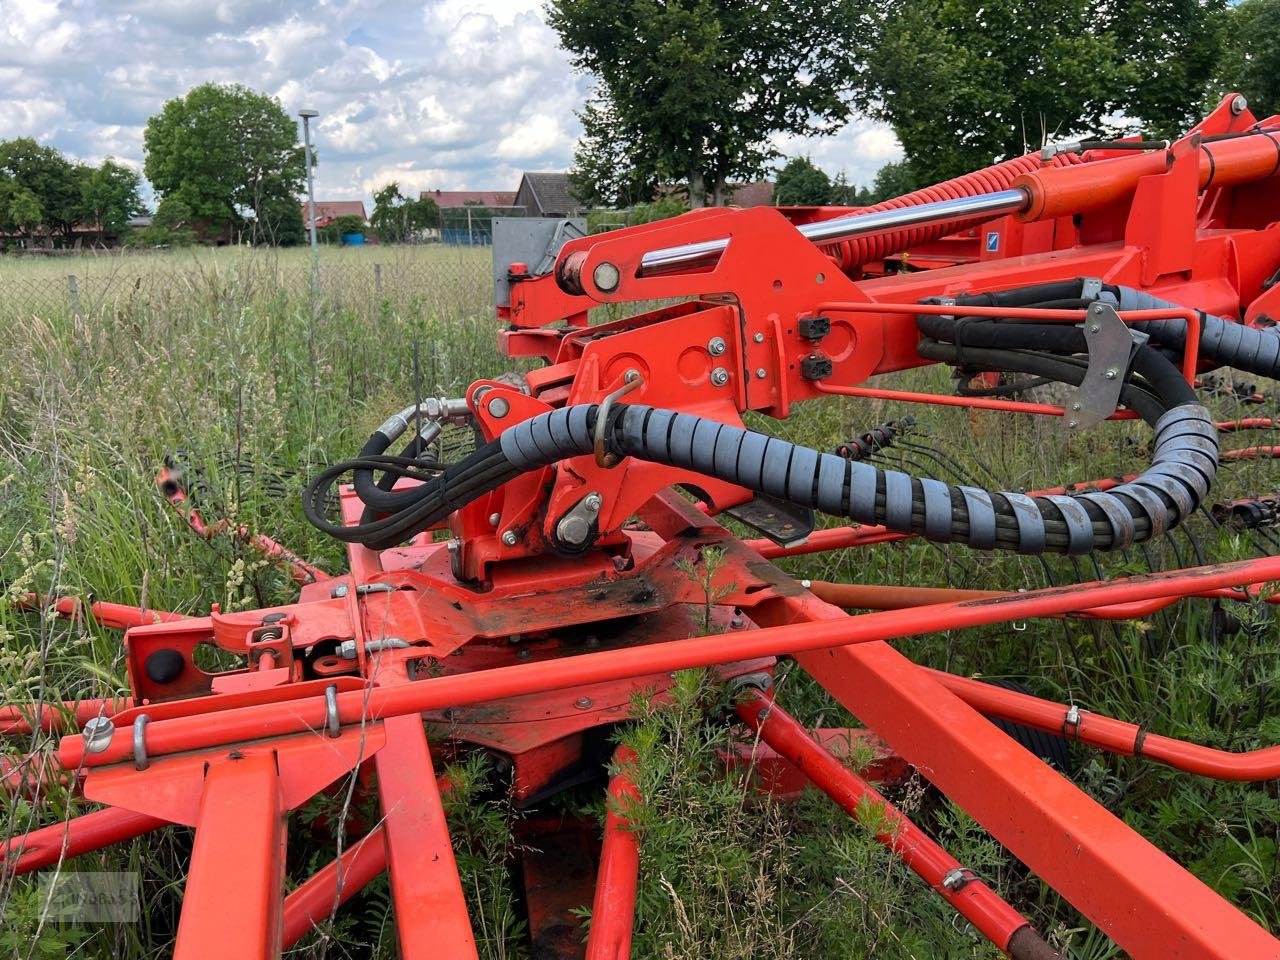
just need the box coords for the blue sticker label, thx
[985,231,1000,253]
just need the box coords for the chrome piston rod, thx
[638,187,1030,274]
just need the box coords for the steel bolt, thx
[1104,367,1118,380]
[557,514,592,546]
[82,716,115,754]
[488,512,501,527]
[1089,323,1100,333]
[575,696,593,710]
[583,493,603,512]
[1232,94,1249,115]
[755,368,767,379]
[488,396,510,419]
[753,332,765,343]
[517,648,531,660]
[711,367,729,387]
[1067,419,1080,429]
[330,583,350,599]
[707,336,726,356]
[593,261,621,292]
[501,530,519,546]
[1071,402,1082,411]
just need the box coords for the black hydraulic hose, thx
[950,278,1280,380]
[306,390,1217,558]
[915,314,1197,411]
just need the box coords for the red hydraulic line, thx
[736,690,1056,958]
[0,696,133,736]
[1221,446,1280,461]
[1,805,167,874]
[804,579,1183,621]
[748,476,1133,560]
[586,746,641,960]
[927,670,1280,782]
[58,555,1280,770]
[282,825,389,948]
[15,593,183,629]
[1216,418,1275,432]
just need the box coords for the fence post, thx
[375,262,383,297]
[67,274,81,321]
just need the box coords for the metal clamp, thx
[941,867,977,892]
[324,684,341,739]
[1063,703,1082,739]
[133,714,151,771]
[593,369,643,468]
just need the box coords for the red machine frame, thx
[5,95,1280,959]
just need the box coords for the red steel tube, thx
[56,555,1280,771]
[586,746,642,960]
[736,690,1055,958]
[823,149,1083,269]
[282,825,389,948]
[927,670,1280,782]
[0,697,133,736]
[1,805,167,874]
[14,593,183,629]
[1221,446,1280,461]
[805,579,1185,621]
[1014,129,1280,222]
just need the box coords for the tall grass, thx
[0,245,1277,957]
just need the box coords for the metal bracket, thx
[723,493,815,547]
[1064,302,1148,433]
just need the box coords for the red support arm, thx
[585,746,641,960]
[735,689,1056,959]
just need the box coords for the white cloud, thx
[3,0,900,208]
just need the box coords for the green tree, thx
[774,156,833,206]
[0,138,85,239]
[0,175,41,238]
[144,83,305,241]
[855,0,1225,184]
[127,196,198,248]
[867,160,919,203]
[548,0,870,207]
[371,183,440,243]
[256,194,305,246]
[80,160,145,236]
[1215,0,1280,120]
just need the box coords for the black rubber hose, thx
[950,279,1280,380]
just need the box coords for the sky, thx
[0,0,903,209]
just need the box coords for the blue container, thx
[341,233,365,246]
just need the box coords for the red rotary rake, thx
[7,93,1280,959]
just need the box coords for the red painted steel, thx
[281,825,389,948]
[57,555,1280,770]
[736,690,1049,957]
[585,746,641,960]
[174,752,286,959]
[1,806,166,874]
[928,669,1280,781]
[9,98,1280,959]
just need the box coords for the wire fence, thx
[0,247,495,323]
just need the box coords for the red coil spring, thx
[825,151,1084,270]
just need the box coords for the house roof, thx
[518,172,579,215]
[727,181,775,207]
[304,200,367,225]
[420,190,518,208]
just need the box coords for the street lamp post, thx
[299,108,319,298]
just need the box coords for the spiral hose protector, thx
[497,401,1216,556]
[824,152,1083,270]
